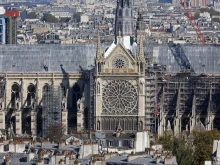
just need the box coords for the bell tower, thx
[115,0,134,42]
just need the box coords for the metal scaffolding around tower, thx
[42,85,62,137]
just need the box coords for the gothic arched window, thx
[60,83,66,97]
[84,108,89,130]
[125,9,129,16]
[139,121,143,130]
[72,84,81,109]
[97,82,100,94]
[98,62,101,73]
[97,121,100,130]
[27,84,36,108]
[119,9,122,17]
[11,83,20,109]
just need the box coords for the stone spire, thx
[115,0,134,42]
[96,32,102,58]
[139,35,145,61]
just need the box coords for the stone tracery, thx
[112,56,129,68]
[102,80,137,115]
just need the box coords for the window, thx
[98,63,101,73]
[119,9,122,16]
[109,141,113,147]
[118,140,123,147]
[4,145,9,151]
[125,9,129,16]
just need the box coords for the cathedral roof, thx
[0,44,96,73]
[0,44,219,74]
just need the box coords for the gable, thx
[104,44,136,69]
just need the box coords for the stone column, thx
[15,111,22,135]
[62,110,68,134]
[31,111,36,135]
[0,111,5,130]
[190,94,196,133]
[174,117,180,137]
[77,111,83,132]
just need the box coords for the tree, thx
[35,33,42,43]
[200,8,210,13]
[172,138,194,165]
[27,12,37,19]
[41,13,58,23]
[193,129,220,165]
[59,17,71,23]
[194,10,200,20]
[73,12,82,22]
[158,134,194,165]
[44,123,66,142]
[213,17,220,23]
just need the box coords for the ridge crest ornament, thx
[102,80,138,115]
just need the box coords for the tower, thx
[136,11,145,40]
[93,25,146,133]
[115,0,134,42]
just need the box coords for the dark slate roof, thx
[0,43,219,74]
[106,155,178,165]
[151,44,220,74]
[0,44,96,73]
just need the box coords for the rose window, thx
[112,56,128,68]
[102,80,138,115]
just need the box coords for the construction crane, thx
[180,0,206,45]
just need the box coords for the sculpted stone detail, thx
[112,56,129,68]
[102,80,138,115]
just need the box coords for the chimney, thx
[59,159,65,164]
[127,154,140,162]
[36,159,44,165]
[27,152,35,162]
[4,156,10,165]
[59,140,66,149]
[156,156,161,164]
[41,141,43,148]
[65,156,70,164]
[116,131,120,138]
[164,156,173,164]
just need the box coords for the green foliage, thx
[210,8,220,16]
[200,8,210,13]
[41,13,58,23]
[172,138,194,165]
[73,12,82,20]
[158,130,220,165]
[35,33,42,43]
[27,12,37,19]
[213,17,220,23]
[158,134,194,165]
[194,8,220,21]
[59,17,71,23]
[193,129,220,165]
[158,133,173,150]
[194,10,200,20]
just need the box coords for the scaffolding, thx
[159,73,220,129]
[0,77,5,110]
[42,85,62,137]
[88,69,95,130]
[145,63,165,136]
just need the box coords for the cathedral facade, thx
[78,0,146,132]
[0,0,219,139]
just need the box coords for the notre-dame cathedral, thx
[0,0,147,137]
[78,0,146,132]
[0,0,219,138]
